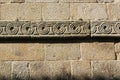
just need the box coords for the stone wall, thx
[0,0,120,80]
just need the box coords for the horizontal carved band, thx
[0,20,90,37]
[0,20,120,38]
[91,21,120,37]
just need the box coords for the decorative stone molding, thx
[91,21,120,37]
[0,20,120,38]
[0,20,90,37]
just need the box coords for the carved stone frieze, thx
[0,20,90,37]
[91,21,120,37]
[1,20,120,38]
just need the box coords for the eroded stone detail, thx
[91,21,120,37]
[1,20,120,37]
[0,20,89,37]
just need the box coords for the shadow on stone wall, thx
[29,75,120,80]
[0,37,120,43]
[1,74,120,80]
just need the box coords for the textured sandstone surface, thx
[45,44,81,61]
[0,43,45,60]
[0,0,119,80]
[80,42,115,60]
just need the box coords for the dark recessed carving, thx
[98,22,112,34]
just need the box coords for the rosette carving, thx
[98,22,112,34]
[22,22,35,35]
[69,22,81,34]
[115,22,120,34]
[53,22,66,35]
[6,23,19,35]
[37,22,50,35]
[0,20,90,37]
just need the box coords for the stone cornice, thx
[0,20,120,38]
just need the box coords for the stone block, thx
[108,3,120,20]
[12,61,30,80]
[1,3,42,21]
[70,3,107,20]
[0,21,90,37]
[25,0,35,2]
[45,44,81,61]
[42,3,69,21]
[0,0,11,3]
[97,0,114,3]
[11,0,25,3]
[0,62,11,80]
[0,43,45,60]
[92,61,120,79]
[115,43,120,60]
[60,0,96,3]
[90,21,120,37]
[36,0,58,2]
[30,61,71,80]
[80,42,115,60]
[115,0,120,2]
[60,0,80,2]
[71,60,91,80]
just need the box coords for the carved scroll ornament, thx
[0,20,90,37]
[0,20,120,38]
[91,21,120,37]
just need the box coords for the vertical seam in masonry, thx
[70,60,72,80]
[114,42,118,60]
[80,43,83,60]
[0,4,1,20]
[90,60,94,79]
[106,3,109,20]
[11,61,14,79]
[44,44,46,61]
[41,3,43,21]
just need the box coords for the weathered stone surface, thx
[12,61,30,80]
[60,0,96,2]
[71,60,91,80]
[0,21,90,37]
[97,0,114,3]
[91,21,120,37]
[0,0,11,3]
[59,0,80,2]
[92,61,120,79]
[45,44,81,61]
[0,62,11,80]
[115,43,120,60]
[115,0,120,2]
[11,0,25,3]
[25,0,35,2]
[42,3,69,20]
[80,42,115,60]
[0,43,45,60]
[30,61,71,80]
[70,3,107,20]
[1,3,42,21]
[108,3,120,20]
[36,0,58,2]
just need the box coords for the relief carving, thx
[91,21,120,37]
[1,20,120,37]
[0,20,89,37]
